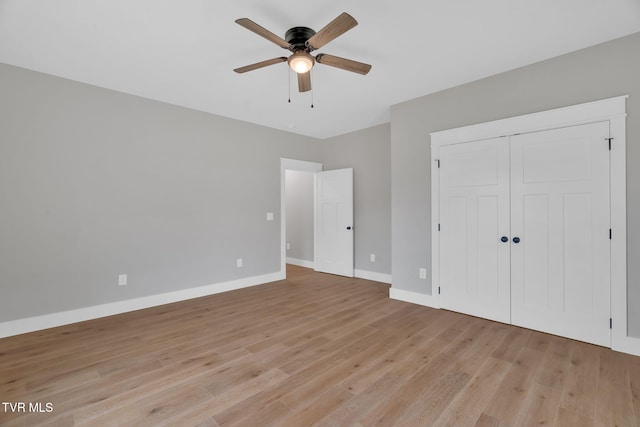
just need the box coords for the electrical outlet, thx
[237,258,243,268]
[286,242,291,250]
[118,274,127,286]
[419,268,427,279]
[370,253,376,263]
[266,212,274,221]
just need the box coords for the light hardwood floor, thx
[1,264,639,426]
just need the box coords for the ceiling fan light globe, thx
[288,51,314,74]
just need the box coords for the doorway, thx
[285,169,315,269]
[280,158,322,278]
[280,158,355,279]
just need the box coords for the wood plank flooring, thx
[1,264,639,426]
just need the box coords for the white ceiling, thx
[1,1,639,139]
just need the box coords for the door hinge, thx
[606,137,613,150]
[438,286,441,295]
[610,318,613,329]
[436,159,440,168]
[438,223,441,231]
[610,229,612,239]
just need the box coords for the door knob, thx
[513,237,521,243]
[500,236,508,243]
[346,226,352,230]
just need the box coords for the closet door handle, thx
[500,236,509,243]
[513,237,521,244]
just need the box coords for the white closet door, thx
[510,122,611,346]
[439,138,511,323]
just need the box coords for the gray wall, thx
[285,170,314,263]
[0,63,323,322]
[322,124,392,275]
[390,32,640,336]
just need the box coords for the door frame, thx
[430,96,636,355]
[280,158,323,278]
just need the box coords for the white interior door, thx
[439,138,511,323]
[314,168,354,277]
[510,122,611,346]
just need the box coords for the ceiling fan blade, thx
[234,57,288,73]
[298,71,312,92]
[235,18,292,50]
[306,12,358,50]
[316,54,371,75]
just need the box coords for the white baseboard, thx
[0,271,283,339]
[354,269,392,284]
[286,257,315,269]
[389,287,440,309]
[613,335,640,357]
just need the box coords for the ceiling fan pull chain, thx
[310,70,314,108]
[288,68,291,103]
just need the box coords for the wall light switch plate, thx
[237,258,243,268]
[266,212,274,221]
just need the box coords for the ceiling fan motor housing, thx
[285,27,316,51]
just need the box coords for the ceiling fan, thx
[233,12,372,93]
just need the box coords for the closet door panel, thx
[478,195,500,299]
[520,194,550,308]
[510,122,611,346]
[439,137,510,323]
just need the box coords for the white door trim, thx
[280,158,323,278]
[430,96,627,145]
[430,95,637,355]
